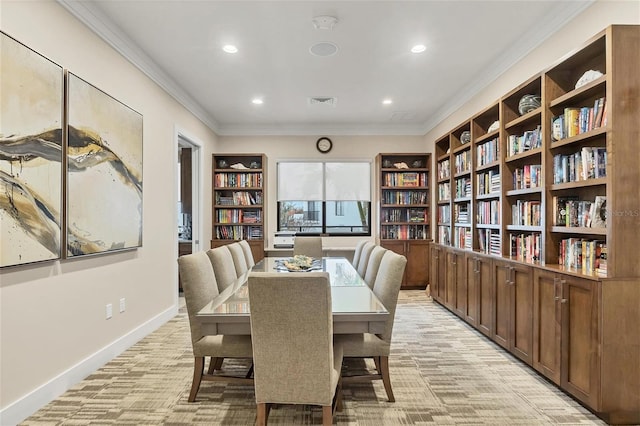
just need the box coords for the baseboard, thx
[0,304,178,426]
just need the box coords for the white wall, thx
[216,135,427,248]
[0,1,217,423]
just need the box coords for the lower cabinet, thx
[492,260,533,365]
[430,243,640,424]
[382,240,430,289]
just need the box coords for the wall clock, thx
[316,137,333,154]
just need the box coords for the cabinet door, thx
[429,244,442,301]
[452,251,467,318]
[492,260,511,350]
[533,269,561,384]
[476,256,493,337]
[404,241,430,288]
[464,254,479,327]
[511,263,533,365]
[561,275,600,409]
[433,245,447,302]
[444,249,457,309]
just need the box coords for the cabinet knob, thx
[554,296,560,301]
[561,298,568,304]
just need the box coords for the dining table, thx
[196,257,389,336]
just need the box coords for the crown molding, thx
[56,0,220,133]
[216,122,428,136]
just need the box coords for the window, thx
[277,161,371,236]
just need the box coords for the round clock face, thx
[316,137,332,153]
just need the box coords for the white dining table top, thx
[196,257,389,335]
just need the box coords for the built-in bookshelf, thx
[429,26,640,423]
[377,153,431,288]
[435,136,451,246]
[211,153,266,262]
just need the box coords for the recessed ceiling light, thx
[223,45,238,54]
[383,99,393,105]
[411,44,426,54]
[309,42,338,57]
[252,98,263,105]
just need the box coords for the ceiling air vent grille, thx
[308,96,337,107]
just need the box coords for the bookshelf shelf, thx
[506,187,543,197]
[212,153,267,262]
[505,147,542,163]
[504,108,542,129]
[377,153,432,289]
[550,226,607,235]
[548,75,606,108]
[549,178,606,191]
[549,127,607,148]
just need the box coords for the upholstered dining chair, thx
[248,272,343,426]
[207,246,238,291]
[351,240,368,268]
[334,250,407,402]
[239,239,255,269]
[227,242,249,276]
[293,236,323,259]
[356,242,375,277]
[177,251,254,402]
[363,245,387,289]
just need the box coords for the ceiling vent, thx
[308,97,337,107]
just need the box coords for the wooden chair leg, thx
[373,356,381,374]
[246,362,254,379]
[207,357,217,374]
[214,357,224,370]
[256,402,271,426]
[188,357,205,402]
[322,405,333,426]
[379,356,395,402]
[334,377,343,412]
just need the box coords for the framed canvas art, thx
[1,32,64,268]
[66,73,143,257]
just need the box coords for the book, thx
[590,196,607,228]
[553,196,578,226]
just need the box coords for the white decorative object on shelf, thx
[230,163,249,170]
[488,120,500,133]
[575,69,604,89]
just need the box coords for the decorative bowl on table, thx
[281,255,318,272]
[518,94,541,115]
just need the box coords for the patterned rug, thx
[22,291,603,425]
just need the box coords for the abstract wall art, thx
[66,73,143,257]
[1,32,64,268]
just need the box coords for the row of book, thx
[381,190,429,205]
[438,226,451,245]
[559,238,607,274]
[380,224,428,240]
[454,203,470,224]
[382,172,428,187]
[477,200,500,225]
[216,209,262,224]
[551,98,607,141]
[553,195,606,228]
[454,226,472,249]
[454,149,472,174]
[510,232,542,263]
[437,159,450,180]
[477,170,500,195]
[512,200,542,227]
[507,125,542,157]
[215,225,263,240]
[513,164,541,190]
[552,147,606,184]
[215,191,262,206]
[438,182,451,201]
[437,205,451,223]
[478,229,501,255]
[455,177,472,199]
[477,137,500,167]
[214,172,262,188]
[381,208,428,223]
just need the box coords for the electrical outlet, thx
[119,298,126,313]
[106,303,113,319]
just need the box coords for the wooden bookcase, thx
[211,153,266,262]
[377,153,431,288]
[429,25,640,423]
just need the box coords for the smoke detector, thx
[312,15,338,30]
[308,97,338,107]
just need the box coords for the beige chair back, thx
[207,246,238,291]
[363,245,387,289]
[177,252,220,345]
[248,272,338,406]
[351,240,368,267]
[227,242,249,276]
[356,242,376,277]
[293,236,323,258]
[372,250,407,342]
[238,239,255,268]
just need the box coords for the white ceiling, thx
[60,1,594,136]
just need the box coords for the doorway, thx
[177,131,202,291]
